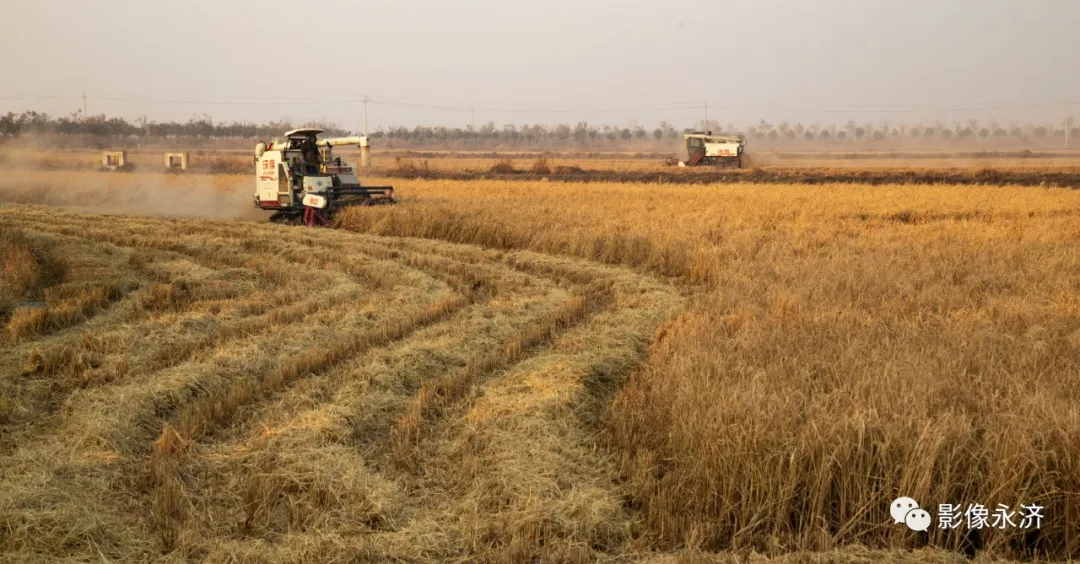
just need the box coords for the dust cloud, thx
[0,171,270,222]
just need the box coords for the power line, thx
[2,93,703,114]
[367,99,703,114]
[80,97,1080,114]
[87,95,366,106]
[0,95,82,100]
[707,102,1058,114]
[1,93,1074,119]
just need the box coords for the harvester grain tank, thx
[679,131,747,168]
[253,129,395,226]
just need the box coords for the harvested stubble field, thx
[1,170,1080,563]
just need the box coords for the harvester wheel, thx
[268,212,297,226]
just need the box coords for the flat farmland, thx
[1,169,1079,562]
[11,146,1080,176]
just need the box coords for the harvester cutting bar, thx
[335,186,396,197]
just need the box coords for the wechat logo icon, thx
[891,496,930,531]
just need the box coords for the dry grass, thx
[0,227,70,342]
[390,286,606,469]
[338,177,1080,559]
[393,156,430,174]
[0,226,44,423]
[0,201,682,562]
[2,168,1080,562]
[490,157,520,174]
[531,155,552,175]
[0,226,41,303]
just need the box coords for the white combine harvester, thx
[254,128,396,226]
[679,131,747,168]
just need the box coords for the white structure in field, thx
[164,152,189,170]
[102,151,127,169]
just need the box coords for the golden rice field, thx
[1,168,1079,562]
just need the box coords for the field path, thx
[0,205,683,562]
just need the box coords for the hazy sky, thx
[3,0,1080,131]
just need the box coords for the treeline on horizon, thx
[2,109,1077,148]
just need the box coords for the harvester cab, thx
[254,128,396,226]
[680,131,747,168]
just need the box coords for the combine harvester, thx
[678,131,748,168]
[254,128,396,226]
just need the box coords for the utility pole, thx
[82,93,87,120]
[1067,99,1071,149]
[363,95,369,137]
[471,106,475,130]
[703,101,708,132]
